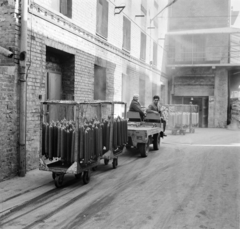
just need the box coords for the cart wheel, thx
[138,140,149,158]
[112,158,118,169]
[52,172,56,180]
[183,131,186,135]
[54,174,64,188]
[153,133,160,150]
[92,166,98,171]
[104,159,109,165]
[82,171,90,185]
[75,173,82,180]
[192,129,195,133]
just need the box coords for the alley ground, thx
[0,128,240,229]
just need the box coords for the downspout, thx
[19,0,28,177]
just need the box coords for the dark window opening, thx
[153,42,158,66]
[94,65,106,100]
[123,16,131,51]
[122,74,131,105]
[60,0,72,18]
[96,0,109,39]
[139,74,146,106]
[140,32,147,61]
[152,82,157,97]
[51,0,72,18]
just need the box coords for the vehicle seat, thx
[127,111,141,122]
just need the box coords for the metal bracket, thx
[114,6,125,15]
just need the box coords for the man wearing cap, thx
[146,95,167,137]
[129,94,146,121]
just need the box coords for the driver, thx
[146,95,167,137]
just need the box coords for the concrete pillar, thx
[214,68,228,127]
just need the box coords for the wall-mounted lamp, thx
[0,46,14,58]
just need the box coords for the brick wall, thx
[0,0,19,180]
[0,66,19,180]
[0,0,16,66]
[0,0,168,180]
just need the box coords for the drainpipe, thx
[19,0,28,177]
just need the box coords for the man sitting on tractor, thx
[146,95,167,137]
[129,94,146,121]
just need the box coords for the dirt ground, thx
[0,128,240,229]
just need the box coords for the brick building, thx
[165,0,240,128]
[0,0,168,180]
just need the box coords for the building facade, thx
[165,0,240,128]
[0,0,168,180]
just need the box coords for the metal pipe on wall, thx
[19,0,28,177]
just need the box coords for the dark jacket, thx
[129,99,145,116]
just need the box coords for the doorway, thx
[45,46,75,122]
[172,96,209,127]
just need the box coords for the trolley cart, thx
[165,104,199,135]
[80,101,128,169]
[126,112,164,157]
[39,101,101,188]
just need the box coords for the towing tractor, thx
[126,112,164,157]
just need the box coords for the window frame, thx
[140,32,147,61]
[122,16,131,52]
[96,0,109,39]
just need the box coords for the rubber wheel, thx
[82,171,90,185]
[192,129,195,133]
[52,172,56,180]
[104,159,109,165]
[92,166,98,171]
[75,173,82,179]
[138,140,149,157]
[54,174,64,188]
[153,133,160,150]
[112,158,118,169]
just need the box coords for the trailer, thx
[39,100,127,188]
[126,112,164,157]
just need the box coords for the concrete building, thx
[165,0,240,128]
[0,0,168,180]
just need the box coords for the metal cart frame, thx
[79,101,127,169]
